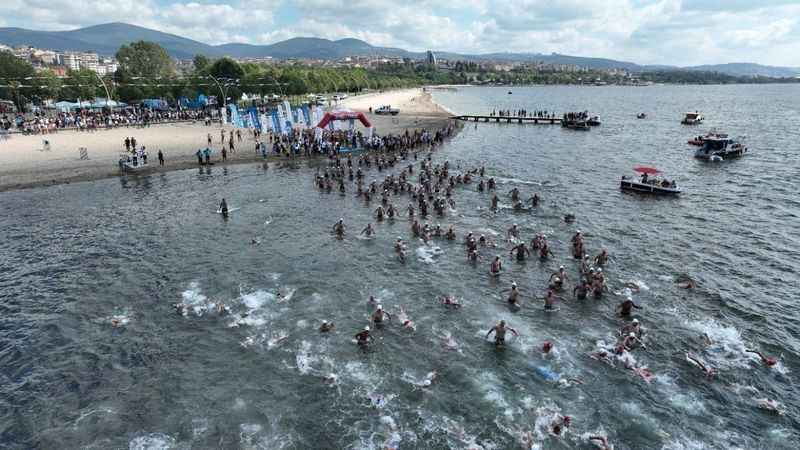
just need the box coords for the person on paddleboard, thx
[219,198,228,217]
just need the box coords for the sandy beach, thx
[0,88,453,192]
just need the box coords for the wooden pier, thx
[452,115,562,125]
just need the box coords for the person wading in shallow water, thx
[486,320,519,346]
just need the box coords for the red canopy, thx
[316,111,372,129]
[633,166,661,174]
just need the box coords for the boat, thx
[637,113,647,119]
[374,105,399,116]
[694,135,747,161]
[681,112,704,125]
[620,166,681,195]
[562,119,590,130]
[587,116,601,126]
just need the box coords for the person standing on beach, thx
[158,149,164,166]
[207,133,212,146]
[131,137,137,150]
[124,137,130,152]
[222,146,227,161]
[220,129,225,144]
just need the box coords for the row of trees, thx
[3,41,797,111]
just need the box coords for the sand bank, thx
[0,88,453,192]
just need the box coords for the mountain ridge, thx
[1,22,798,78]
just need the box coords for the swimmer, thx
[490,255,503,275]
[486,320,519,346]
[215,301,229,315]
[550,415,571,436]
[528,193,540,207]
[550,265,569,288]
[588,435,612,450]
[573,280,590,300]
[250,238,261,245]
[332,218,345,236]
[397,307,415,330]
[361,223,375,237]
[445,226,456,240]
[218,198,229,217]
[490,193,499,211]
[620,318,642,337]
[754,398,785,415]
[622,281,640,293]
[319,320,335,332]
[508,187,520,201]
[111,318,121,327]
[394,237,406,263]
[507,223,520,239]
[686,353,717,378]
[510,242,530,261]
[467,248,480,262]
[544,288,559,310]
[371,304,392,325]
[439,295,462,308]
[354,326,374,347]
[677,279,695,289]
[507,282,521,307]
[173,303,188,316]
[620,332,646,351]
[745,349,778,367]
[594,249,609,266]
[542,341,553,354]
[616,298,641,317]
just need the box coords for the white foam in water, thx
[661,438,712,450]
[295,340,317,375]
[232,397,246,411]
[191,418,209,439]
[241,290,274,310]
[683,318,753,369]
[415,244,444,264]
[180,282,214,316]
[128,433,176,450]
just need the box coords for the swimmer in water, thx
[445,226,456,240]
[219,198,229,217]
[544,288,559,310]
[354,326,373,347]
[467,248,480,262]
[573,280,590,300]
[528,193,540,208]
[686,353,717,378]
[745,349,778,367]
[588,435,612,450]
[215,301,229,315]
[507,282,521,307]
[371,305,392,325]
[508,187,520,202]
[111,318,121,327]
[250,238,261,245]
[439,295,462,308]
[677,279,695,289]
[620,318,642,337]
[507,223,520,239]
[394,237,406,263]
[173,303,188,316]
[550,415,571,436]
[490,255,503,275]
[486,320,519,346]
[332,218,345,236]
[361,223,375,237]
[490,193,499,211]
[620,332,646,351]
[594,249,609,266]
[397,307,415,330]
[542,341,553,354]
[509,242,530,261]
[616,298,641,317]
[319,320,335,332]
[550,265,569,289]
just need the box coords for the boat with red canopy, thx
[620,166,681,195]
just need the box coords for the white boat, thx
[620,167,680,195]
[681,112,704,125]
[374,105,399,116]
[694,135,747,161]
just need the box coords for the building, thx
[426,50,437,67]
[62,52,81,71]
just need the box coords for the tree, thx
[208,57,245,80]
[193,54,210,72]
[116,41,174,79]
[0,51,35,110]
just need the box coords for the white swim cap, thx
[598,269,603,273]
[322,320,328,325]
[554,277,561,282]
[365,325,370,331]
[377,305,383,310]
[577,230,581,233]
[629,332,636,338]
[633,318,639,324]
[512,282,517,287]
[559,265,564,269]
[590,267,595,271]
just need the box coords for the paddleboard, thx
[215,207,241,214]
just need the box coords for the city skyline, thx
[1,0,799,67]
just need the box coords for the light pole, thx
[94,71,112,108]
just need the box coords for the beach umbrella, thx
[632,166,661,174]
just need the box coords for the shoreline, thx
[0,88,455,193]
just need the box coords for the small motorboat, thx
[681,111,704,125]
[508,91,513,94]
[620,166,681,196]
[694,135,747,161]
[562,119,591,130]
[636,113,647,119]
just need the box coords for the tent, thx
[53,101,80,112]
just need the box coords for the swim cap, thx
[512,282,517,287]
[633,318,639,324]
[559,265,564,269]
[590,267,595,271]
[554,277,560,282]
[577,230,581,233]
[322,320,328,325]
[365,325,370,331]
[598,269,603,272]
[377,305,382,310]
[629,332,636,338]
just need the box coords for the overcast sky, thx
[2,0,799,66]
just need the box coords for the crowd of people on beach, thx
[2,108,216,135]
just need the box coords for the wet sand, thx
[0,88,453,192]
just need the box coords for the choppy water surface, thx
[1,85,799,449]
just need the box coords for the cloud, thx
[1,0,799,66]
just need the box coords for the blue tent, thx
[141,99,169,111]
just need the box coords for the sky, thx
[2,0,800,67]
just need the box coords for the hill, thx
[1,22,798,78]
